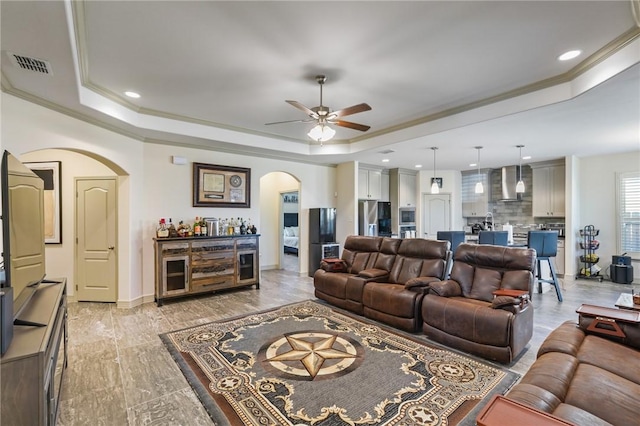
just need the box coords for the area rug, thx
[160,300,519,425]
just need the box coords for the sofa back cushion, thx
[341,235,383,273]
[372,238,402,272]
[451,243,536,302]
[388,239,450,284]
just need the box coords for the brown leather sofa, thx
[506,320,640,425]
[422,243,536,363]
[314,235,451,332]
[362,238,451,332]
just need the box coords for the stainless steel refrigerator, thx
[358,200,378,236]
[308,208,338,276]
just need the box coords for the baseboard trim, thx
[117,294,155,309]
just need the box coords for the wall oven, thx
[399,207,416,225]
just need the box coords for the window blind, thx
[618,171,640,257]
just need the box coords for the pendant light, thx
[430,147,439,194]
[474,146,484,194]
[516,145,525,193]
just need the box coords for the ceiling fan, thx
[266,75,371,143]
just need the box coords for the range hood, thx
[497,166,523,201]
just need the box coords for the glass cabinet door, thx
[237,250,258,284]
[162,255,189,294]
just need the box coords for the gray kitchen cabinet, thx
[462,170,490,217]
[532,164,565,217]
[1,280,68,426]
[389,168,417,208]
[358,168,382,200]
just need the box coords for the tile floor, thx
[56,270,634,425]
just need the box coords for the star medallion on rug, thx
[160,300,519,426]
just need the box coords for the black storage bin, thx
[610,264,634,284]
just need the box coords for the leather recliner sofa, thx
[506,320,640,425]
[314,235,451,332]
[313,236,400,315]
[422,243,536,363]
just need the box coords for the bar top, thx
[154,234,260,242]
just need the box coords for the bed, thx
[283,213,299,256]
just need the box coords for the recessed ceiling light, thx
[523,155,532,160]
[469,163,477,167]
[125,91,141,98]
[558,50,581,61]
[382,158,390,163]
[415,164,422,168]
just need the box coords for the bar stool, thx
[436,231,465,253]
[527,230,562,302]
[478,231,509,246]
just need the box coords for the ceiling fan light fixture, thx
[308,123,335,142]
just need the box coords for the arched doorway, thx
[259,172,301,273]
[19,148,128,303]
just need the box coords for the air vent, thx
[8,52,53,75]
[378,149,395,154]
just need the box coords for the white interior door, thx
[76,178,118,302]
[422,193,451,239]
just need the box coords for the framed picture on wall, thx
[193,162,251,208]
[24,161,62,244]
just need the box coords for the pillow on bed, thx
[284,227,293,237]
[291,226,299,237]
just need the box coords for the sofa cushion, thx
[422,295,515,347]
[363,283,422,318]
[552,403,613,426]
[563,363,640,425]
[313,270,351,299]
[389,257,424,284]
[577,335,640,386]
[351,251,376,274]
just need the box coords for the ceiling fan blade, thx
[265,118,314,125]
[333,120,370,132]
[329,103,371,119]
[285,100,318,118]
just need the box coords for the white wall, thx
[578,150,640,282]
[2,93,336,304]
[336,162,358,244]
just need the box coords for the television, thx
[1,150,47,326]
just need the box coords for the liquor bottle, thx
[157,218,169,238]
[168,218,178,237]
[201,218,208,236]
[240,219,246,235]
[194,217,201,236]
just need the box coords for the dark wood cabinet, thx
[154,235,259,305]
[1,279,67,426]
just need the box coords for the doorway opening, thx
[259,172,301,274]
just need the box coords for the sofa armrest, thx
[428,280,462,297]
[320,258,347,273]
[491,296,528,314]
[358,268,389,279]
[405,276,440,293]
